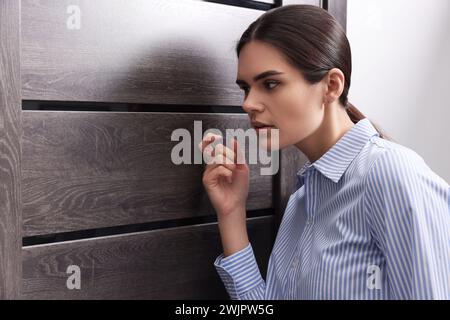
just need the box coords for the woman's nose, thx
[242,95,265,114]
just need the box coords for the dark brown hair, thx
[236,4,391,140]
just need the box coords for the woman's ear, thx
[323,68,345,104]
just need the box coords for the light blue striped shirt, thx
[214,118,450,300]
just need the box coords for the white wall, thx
[347,0,450,183]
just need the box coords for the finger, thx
[198,133,216,154]
[205,154,236,172]
[204,143,225,166]
[198,133,224,153]
[213,144,236,164]
[207,164,233,185]
[233,137,246,165]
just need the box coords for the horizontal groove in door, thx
[21,0,264,105]
[22,111,274,237]
[23,208,273,246]
[22,100,246,114]
[22,216,275,299]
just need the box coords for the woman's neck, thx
[295,103,356,163]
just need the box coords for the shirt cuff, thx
[214,243,264,300]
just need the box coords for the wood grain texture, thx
[0,0,22,299]
[22,111,273,236]
[21,0,322,106]
[22,216,274,299]
[21,0,264,105]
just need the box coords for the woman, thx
[198,5,449,300]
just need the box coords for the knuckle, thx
[204,145,213,155]
[215,155,226,165]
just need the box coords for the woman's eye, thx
[240,81,278,95]
[241,87,250,94]
[264,81,279,90]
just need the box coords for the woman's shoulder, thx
[365,136,448,189]
[370,136,423,160]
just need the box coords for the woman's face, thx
[237,40,326,151]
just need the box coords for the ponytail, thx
[345,102,392,141]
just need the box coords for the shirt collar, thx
[296,118,380,187]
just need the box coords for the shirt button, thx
[306,218,313,225]
[291,258,299,269]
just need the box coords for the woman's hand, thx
[198,133,250,218]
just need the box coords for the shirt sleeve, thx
[365,148,450,299]
[214,242,266,300]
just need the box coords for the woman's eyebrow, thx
[236,70,284,86]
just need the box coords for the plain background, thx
[347,0,450,184]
